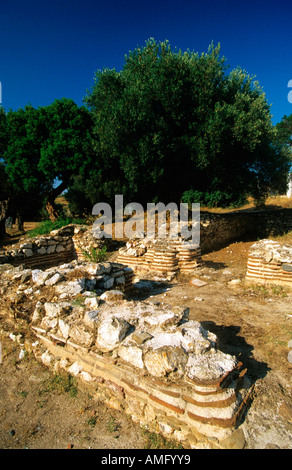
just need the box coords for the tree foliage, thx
[276,114,292,148]
[1,99,93,223]
[85,39,290,207]
[1,39,291,236]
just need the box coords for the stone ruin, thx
[0,223,202,276]
[0,224,110,269]
[246,239,292,287]
[117,237,202,275]
[31,298,253,447]
[0,224,255,448]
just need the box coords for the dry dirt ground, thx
[0,212,292,450]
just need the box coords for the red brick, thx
[121,378,148,395]
[149,394,185,415]
[182,393,236,408]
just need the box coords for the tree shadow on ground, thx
[0,233,22,250]
[202,260,228,271]
[201,321,270,382]
[126,279,174,301]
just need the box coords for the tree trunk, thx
[15,212,24,233]
[0,218,6,239]
[45,198,60,222]
[45,180,68,222]
[0,199,9,239]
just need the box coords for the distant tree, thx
[3,99,94,224]
[276,114,292,148]
[38,98,94,220]
[65,167,103,216]
[0,107,8,155]
[3,105,47,230]
[0,161,10,238]
[86,39,290,207]
[0,109,10,237]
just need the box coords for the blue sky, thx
[0,0,291,124]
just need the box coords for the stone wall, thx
[0,260,254,448]
[200,208,292,253]
[0,225,76,269]
[0,224,116,270]
[246,239,292,286]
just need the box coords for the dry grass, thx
[200,196,292,213]
[271,231,292,245]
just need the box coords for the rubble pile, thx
[246,239,292,286]
[0,258,253,448]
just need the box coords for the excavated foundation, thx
[0,224,255,448]
[117,238,202,275]
[246,239,292,287]
[28,294,254,448]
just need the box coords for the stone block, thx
[118,345,144,369]
[23,248,34,257]
[69,321,95,348]
[45,272,64,286]
[84,296,100,309]
[96,316,132,352]
[100,290,125,302]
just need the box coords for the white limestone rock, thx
[44,302,72,318]
[67,361,83,376]
[45,272,64,286]
[55,279,86,295]
[96,316,132,352]
[40,351,54,366]
[31,301,45,324]
[68,319,95,348]
[186,349,238,382]
[118,345,144,369]
[84,296,100,309]
[144,346,188,377]
[100,290,125,302]
[32,270,54,286]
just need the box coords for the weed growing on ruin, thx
[71,294,86,307]
[38,373,78,398]
[87,417,97,428]
[271,285,288,297]
[141,428,184,449]
[106,415,120,434]
[81,245,108,263]
[244,283,289,298]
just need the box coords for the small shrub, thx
[87,417,97,428]
[81,246,108,263]
[181,189,247,209]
